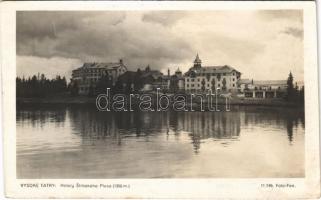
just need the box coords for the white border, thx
[0,1,319,199]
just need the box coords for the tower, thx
[175,68,182,76]
[194,53,202,68]
[145,65,150,72]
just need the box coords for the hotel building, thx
[184,54,241,93]
[71,59,127,95]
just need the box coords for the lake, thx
[16,105,305,178]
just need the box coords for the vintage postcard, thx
[1,0,320,199]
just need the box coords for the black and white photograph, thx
[16,9,306,179]
[1,1,320,199]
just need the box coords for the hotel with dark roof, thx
[184,54,241,93]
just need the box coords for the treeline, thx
[285,72,304,104]
[16,74,67,98]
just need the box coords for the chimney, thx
[119,59,123,65]
[168,68,170,77]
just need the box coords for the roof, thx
[117,71,137,83]
[79,62,125,70]
[185,65,240,75]
[238,79,287,86]
[117,69,169,85]
[253,80,287,86]
[171,74,184,80]
[141,70,163,80]
[194,54,201,63]
[238,79,252,84]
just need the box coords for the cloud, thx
[17,56,82,79]
[257,10,303,23]
[200,33,266,64]
[142,11,186,26]
[281,27,303,39]
[17,11,193,72]
[16,10,303,81]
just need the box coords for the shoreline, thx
[16,96,303,108]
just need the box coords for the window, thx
[233,84,235,87]
[191,79,194,82]
[197,78,200,81]
[187,78,189,82]
[218,84,220,87]
[207,84,210,87]
[198,84,200,87]
[233,78,235,81]
[187,84,189,87]
[191,84,194,87]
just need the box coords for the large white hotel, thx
[184,54,241,93]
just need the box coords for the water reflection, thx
[67,110,242,153]
[17,106,66,128]
[17,105,304,153]
[16,105,305,178]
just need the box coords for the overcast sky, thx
[17,10,303,82]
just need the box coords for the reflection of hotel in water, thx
[68,110,241,138]
[176,112,240,139]
[16,106,304,152]
[58,107,303,147]
[67,108,242,151]
[174,112,241,153]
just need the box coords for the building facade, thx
[169,68,185,92]
[184,54,241,93]
[115,65,170,92]
[238,79,287,98]
[71,59,127,95]
[141,65,170,91]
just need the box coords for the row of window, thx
[186,83,221,88]
[84,69,104,73]
[186,78,236,82]
[186,83,236,88]
[74,71,113,75]
[198,73,229,76]
[189,72,236,76]
[80,77,100,84]
[73,68,124,77]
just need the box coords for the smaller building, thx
[116,71,138,92]
[169,68,185,92]
[116,65,170,93]
[238,79,287,98]
[140,65,170,92]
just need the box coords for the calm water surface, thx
[16,105,305,178]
